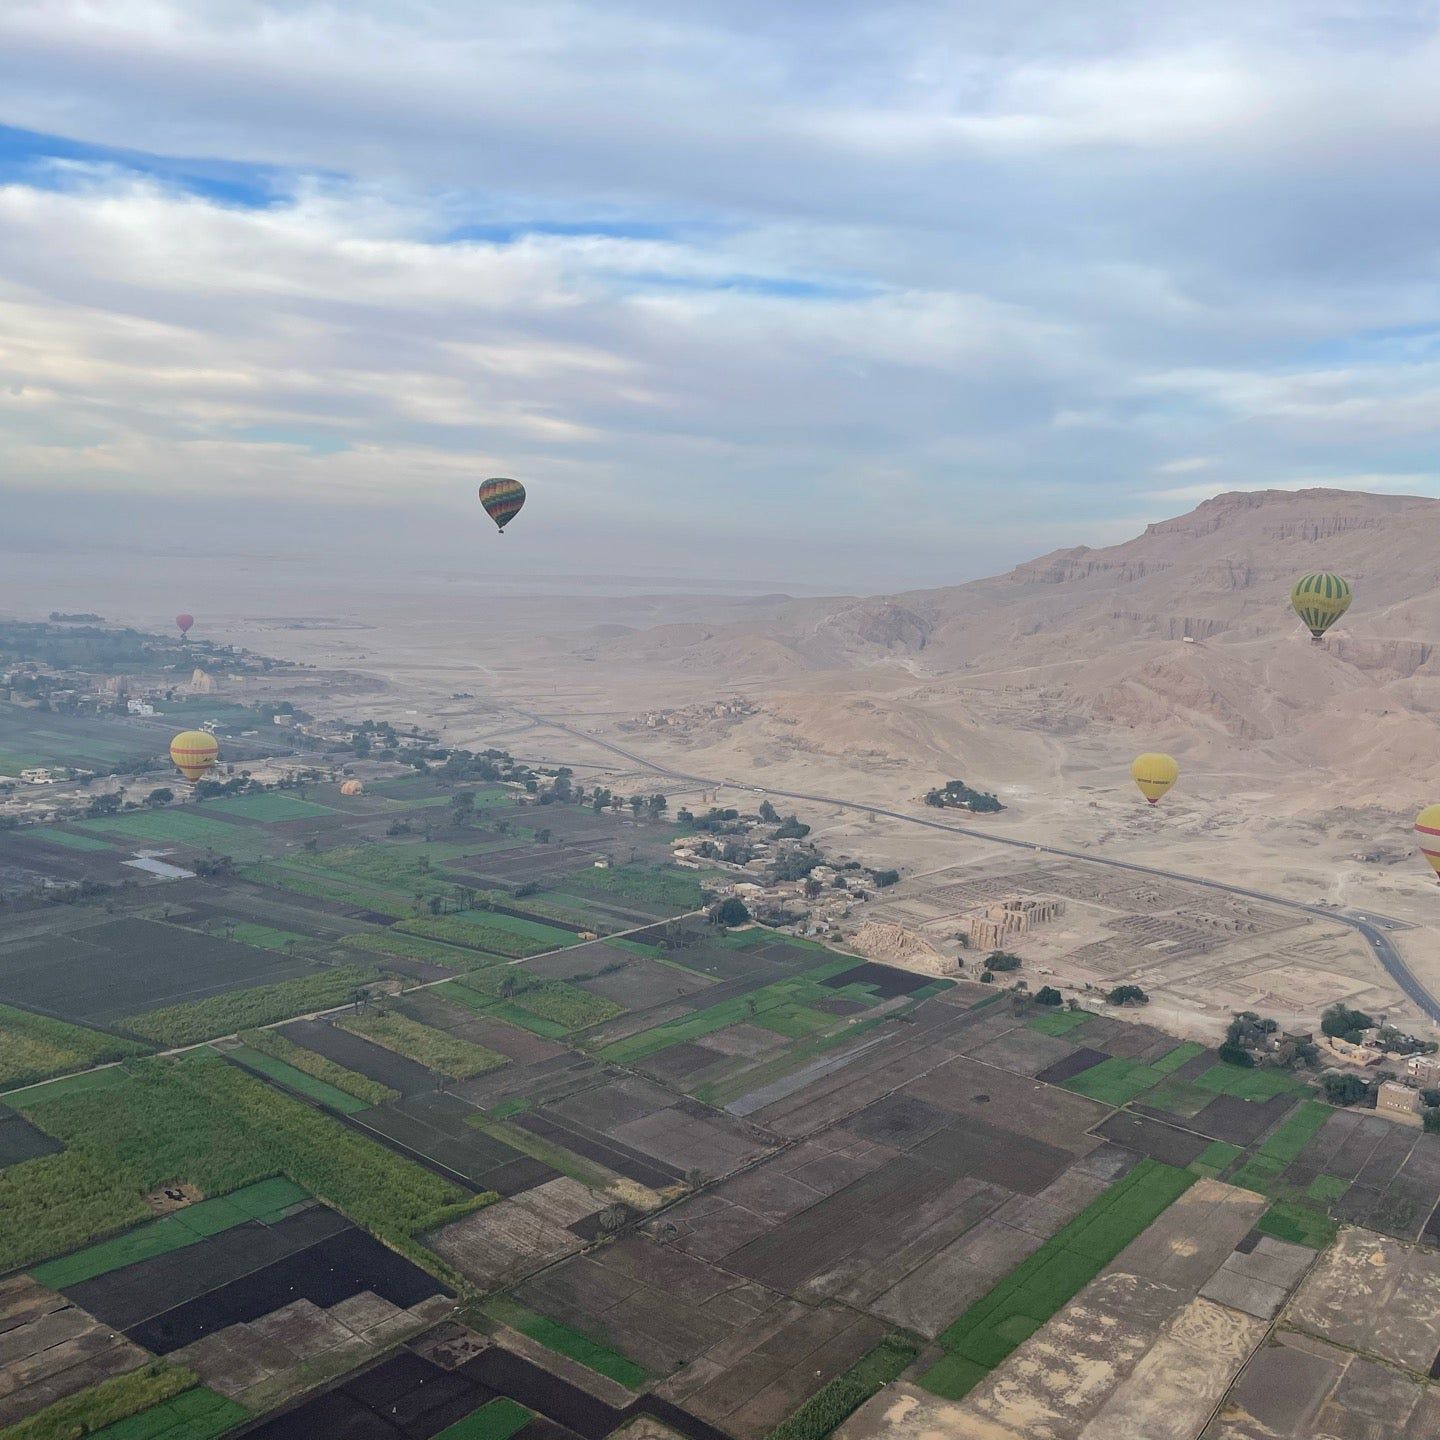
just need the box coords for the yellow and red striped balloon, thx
[170,730,219,784]
[478,477,526,533]
[1416,806,1440,883]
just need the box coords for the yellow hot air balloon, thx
[170,730,219,784]
[1131,752,1179,805]
[1291,572,1352,642]
[1415,806,1440,884]
[339,779,364,796]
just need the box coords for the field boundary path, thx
[517,710,1440,1023]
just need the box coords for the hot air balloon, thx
[1131,753,1179,805]
[176,613,195,641]
[1415,806,1440,884]
[340,779,364,796]
[478,478,526,533]
[1291,573,1351,642]
[170,730,219,784]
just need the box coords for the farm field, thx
[0,1004,148,1089]
[0,916,328,1027]
[2,760,1424,1440]
[75,810,276,861]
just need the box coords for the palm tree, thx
[598,1204,629,1236]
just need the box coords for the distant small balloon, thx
[1415,805,1440,884]
[170,730,219,784]
[340,779,364,796]
[478,478,526,533]
[1290,573,1351,642]
[1131,753,1179,806]
[176,613,195,638]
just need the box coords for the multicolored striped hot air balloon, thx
[478,478,526,533]
[1131,752,1179,805]
[170,730,219,784]
[175,612,194,640]
[1416,806,1440,884]
[1290,573,1351,642]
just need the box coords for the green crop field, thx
[200,792,336,822]
[1254,1099,1331,1164]
[0,1365,202,1440]
[88,1384,247,1439]
[1061,1056,1170,1106]
[1193,1063,1308,1101]
[1190,1140,1243,1177]
[437,983,570,1039]
[0,1004,148,1090]
[341,929,479,967]
[436,1399,533,1440]
[224,923,312,952]
[246,862,416,916]
[448,971,622,1031]
[75,809,272,860]
[0,703,162,773]
[599,965,869,1066]
[559,862,706,912]
[1151,1041,1206,1074]
[239,1027,398,1106]
[1027,1009,1093,1036]
[224,1044,373,1113]
[484,1294,649,1388]
[919,1159,1194,1400]
[31,1177,307,1290]
[0,1054,486,1274]
[1258,1200,1338,1250]
[337,1010,506,1078]
[120,965,376,1046]
[395,910,578,958]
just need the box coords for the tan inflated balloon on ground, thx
[340,779,364,796]
[1131,752,1179,805]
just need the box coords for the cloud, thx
[2,1,1440,589]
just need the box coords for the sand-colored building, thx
[967,895,1066,950]
[1377,1080,1423,1124]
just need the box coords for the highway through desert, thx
[523,711,1440,1023]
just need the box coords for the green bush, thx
[239,1027,399,1106]
[0,1364,197,1440]
[0,1005,147,1089]
[121,966,376,1046]
[769,1336,918,1440]
[338,1011,506,1078]
[2,1055,488,1275]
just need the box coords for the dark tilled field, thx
[1096,1110,1210,1167]
[64,1205,350,1330]
[0,917,318,1024]
[279,1018,438,1095]
[126,1225,448,1354]
[359,1094,558,1197]
[0,1105,63,1167]
[1190,1091,1300,1146]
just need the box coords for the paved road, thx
[523,711,1440,1024]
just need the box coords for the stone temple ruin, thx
[967,895,1066,950]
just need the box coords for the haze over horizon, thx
[5,1,1440,591]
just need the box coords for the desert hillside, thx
[591,488,1440,809]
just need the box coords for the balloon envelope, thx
[1131,752,1179,805]
[1416,805,1440,883]
[175,613,194,635]
[170,730,219,783]
[478,477,526,532]
[339,779,364,796]
[1290,573,1351,640]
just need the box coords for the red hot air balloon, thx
[176,613,195,640]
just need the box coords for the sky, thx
[3,0,1440,594]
